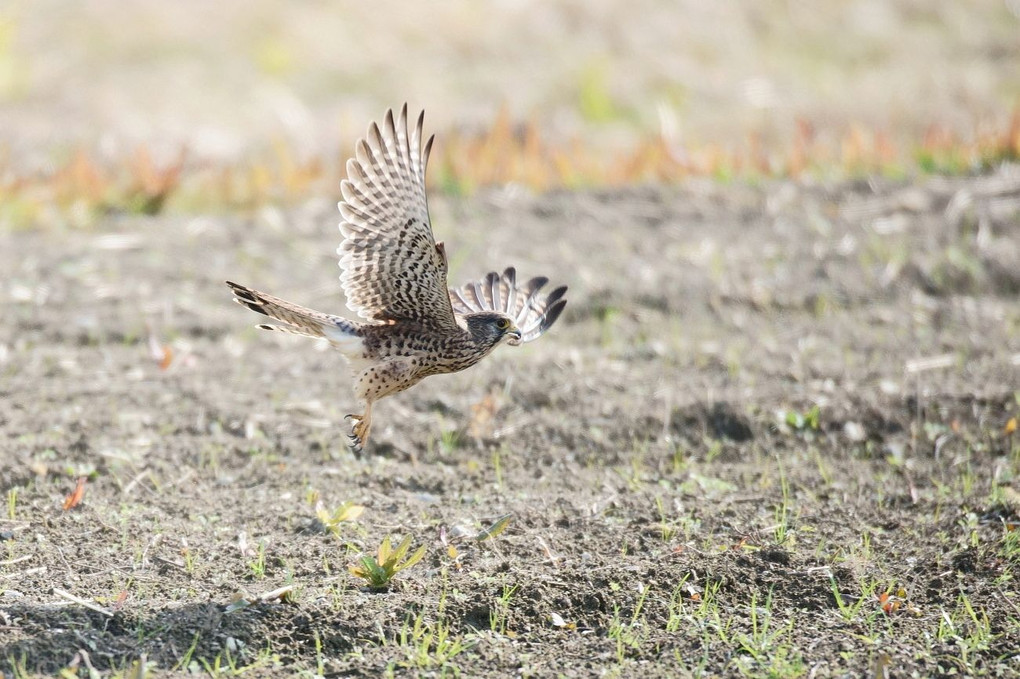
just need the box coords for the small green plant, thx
[314,629,325,677]
[315,500,365,536]
[608,583,651,663]
[812,448,833,486]
[491,446,504,488]
[783,405,820,431]
[705,438,723,463]
[6,488,15,520]
[398,611,474,671]
[830,576,878,622]
[666,575,692,633]
[9,653,38,679]
[596,304,620,347]
[627,453,647,491]
[1001,527,1020,563]
[670,443,687,475]
[738,590,773,660]
[936,591,998,674]
[490,583,519,635]
[349,535,426,589]
[733,589,805,676]
[181,539,195,574]
[655,495,676,541]
[439,425,462,453]
[173,632,202,672]
[248,541,267,579]
[475,514,513,542]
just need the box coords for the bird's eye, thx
[496,318,509,330]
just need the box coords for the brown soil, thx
[2,171,1019,677]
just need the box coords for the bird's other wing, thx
[337,104,457,330]
[449,267,567,343]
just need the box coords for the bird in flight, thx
[227,105,567,452]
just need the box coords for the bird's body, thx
[227,105,566,451]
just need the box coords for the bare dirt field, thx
[2,2,1020,676]
[2,169,1019,677]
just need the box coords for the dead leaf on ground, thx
[63,477,87,511]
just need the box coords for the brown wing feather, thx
[449,267,567,343]
[337,105,457,330]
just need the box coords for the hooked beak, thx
[507,326,522,345]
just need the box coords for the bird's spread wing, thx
[337,105,457,330]
[449,267,567,343]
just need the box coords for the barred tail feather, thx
[226,281,361,344]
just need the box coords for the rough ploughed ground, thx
[1,171,1019,676]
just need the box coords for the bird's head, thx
[464,312,522,349]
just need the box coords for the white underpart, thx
[321,325,370,373]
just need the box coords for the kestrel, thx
[227,105,566,452]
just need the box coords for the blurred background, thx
[0,0,1018,205]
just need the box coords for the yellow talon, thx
[345,406,373,453]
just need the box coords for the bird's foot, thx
[345,413,369,455]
